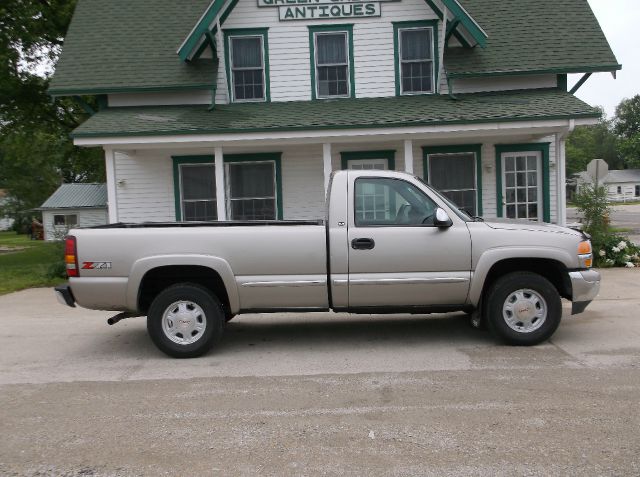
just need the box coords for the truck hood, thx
[483,219,583,237]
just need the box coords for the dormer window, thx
[393,21,437,95]
[309,25,355,100]
[224,28,270,102]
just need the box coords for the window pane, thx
[230,198,275,221]
[184,200,217,222]
[181,164,215,200]
[228,162,275,198]
[317,33,347,64]
[318,65,348,96]
[355,178,437,226]
[66,215,77,226]
[429,153,475,190]
[401,29,431,60]
[231,37,262,68]
[233,69,264,100]
[401,61,432,93]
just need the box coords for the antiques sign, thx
[257,0,398,21]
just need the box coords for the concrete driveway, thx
[0,269,639,475]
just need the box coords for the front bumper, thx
[569,269,601,315]
[55,284,76,307]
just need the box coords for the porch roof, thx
[72,89,598,139]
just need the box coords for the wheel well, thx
[138,265,231,318]
[481,258,572,302]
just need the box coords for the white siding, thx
[43,208,107,241]
[451,75,558,94]
[114,152,177,223]
[607,183,640,202]
[218,0,439,102]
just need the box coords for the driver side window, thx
[354,178,437,226]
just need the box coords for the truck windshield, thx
[415,177,472,222]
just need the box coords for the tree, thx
[0,0,104,224]
[565,107,621,175]
[614,95,640,169]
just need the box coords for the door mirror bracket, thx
[433,208,453,228]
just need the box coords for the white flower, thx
[618,241,627,250]
[606,259,614,265]
[612,247,620,253]
[624,255,631,261]
[626,262,635,268]
[599,250,606,257]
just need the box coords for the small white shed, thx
[38,184,108,241]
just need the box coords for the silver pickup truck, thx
[56,170,600,358]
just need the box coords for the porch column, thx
[214,146,227,220]
[104,148,118,223]
[556,134,567,226]
[404,139,414,174]
[323,143,332,192]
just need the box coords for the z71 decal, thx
[82,261,112,270]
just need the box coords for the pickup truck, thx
[55,170,600,358]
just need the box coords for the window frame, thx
[308,24,355,100]
[53,214,78,227]
[340,150,396,171]
[422,144,483,217]
[393,20,439,96]
[172,155,217,222]
[495,143,551,223]
[224,28,270,103]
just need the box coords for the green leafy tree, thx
[614,95,640,169]
[565,107,621,175]
[0,0,104,225]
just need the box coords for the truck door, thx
[346,174,472,308]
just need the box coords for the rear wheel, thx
[485,272,561,346]
[147,283,224,358]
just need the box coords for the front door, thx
[346,175,472,308]
[501,151,542,221]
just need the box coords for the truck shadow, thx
[218,312,495,352]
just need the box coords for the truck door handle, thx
[351,238,375,250]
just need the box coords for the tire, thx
[485,272,562,346]
[147,283,225,358]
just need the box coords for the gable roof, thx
[445,0,620,78]
[48,0,216,96]
[71,89,599,139]
[38,184,107,210]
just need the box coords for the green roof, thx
[72,89,599,138]
[446,0,621,77]
[48,0,216,95]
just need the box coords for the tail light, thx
[64,236,79,277]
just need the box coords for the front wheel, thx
[147,283,225,358]
[485,272,562,346]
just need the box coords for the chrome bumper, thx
[569,269,601,315]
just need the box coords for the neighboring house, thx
[576,169,640,203]
[0,190,15,231]
[37,184,108,240]
[48,0,620,225]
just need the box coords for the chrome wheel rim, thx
[502,289,547,333]
[161,301,207,345]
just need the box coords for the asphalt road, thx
[568,203,640,245]
[0,269,639,476]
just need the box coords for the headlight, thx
[578,240,593,268]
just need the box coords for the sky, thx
[570,0,640,118]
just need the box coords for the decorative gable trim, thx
[424,0,487,48]
[178,0,228,61]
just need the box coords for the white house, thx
[48,0,620,225]
[0,190,14,231]
[37,184,108,240]
[576,167,640,203]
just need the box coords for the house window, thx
[226,161,277,220]
[309,25,354,99]
[395,22,436,95]
[54,214,77,227]
[427,153,478,216]
[617,186,622,194]
[179,163,217,221]
[636,185,640,197]
[225,29,269,102]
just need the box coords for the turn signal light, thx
[578,240,593,268]
[64,236,79,277]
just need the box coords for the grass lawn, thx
[0,231,66,295]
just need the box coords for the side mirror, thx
[433,208,453,228]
